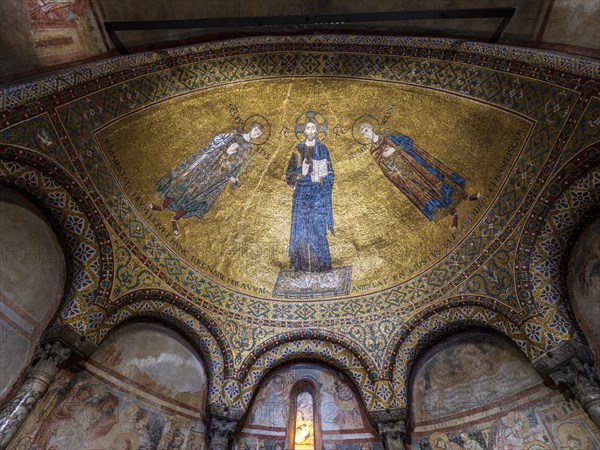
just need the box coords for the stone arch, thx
[236,337,380,413]
[517,144,600,353]
[0,144,113,338]
[384,294,522,377]
[98,291,230,407]
[390,302,530,410]
[0,185,66,402]
[234,360,384,450]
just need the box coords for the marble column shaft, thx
[0,342,71,449]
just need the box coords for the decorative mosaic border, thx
[46,46,590,326]
[0,144,113,324]
[1,35,598,110]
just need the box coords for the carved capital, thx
[373,409,407,450]
[208,415,238,450]
[41,324,98,357]
[29,341,71,380]
[533,341,600,427]
[531,340,595,376]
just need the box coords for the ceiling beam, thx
[105,8,516,54]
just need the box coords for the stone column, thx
[532,340,600,427]
[372,408,407,450]
[207,405,242,450]
[0,341,71,448]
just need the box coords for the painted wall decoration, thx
[8,323,209,450]
[0,0,110,80]
[25,0,108,62]
[235,363,383,449]
[411,333,540,421]
[410,333,600,449]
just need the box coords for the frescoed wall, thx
[0,0,109,80]
[569,217,600,371]
[235,363,383,449]
[409,332,600,449]
[8,322,209,450]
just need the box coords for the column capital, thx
[532,340,600,427]
[208,415,238,450]
[372,408,407,450]
[41,324,98,358]
[531,340,595,376]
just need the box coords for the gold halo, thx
[294,110,328,141]
[429,432,450,449]
[352,115,380,145]
[244,114,271,145]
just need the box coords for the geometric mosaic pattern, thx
[1,35,599,416]
[0,145,112,333]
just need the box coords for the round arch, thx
[98,292,230,407]
[0,144,113,333]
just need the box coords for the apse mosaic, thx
[1,34,599,417]
[97,78,529,301]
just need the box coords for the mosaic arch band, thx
[354,116,480,233]
[149,115,270,235]
[286,111,334,272]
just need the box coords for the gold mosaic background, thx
[98,78,530,299]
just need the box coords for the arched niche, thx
[7,322,209,450]
[408,331,600,450]
[234,362,383,450]
[0,186,65,402]
[568,216,600,370]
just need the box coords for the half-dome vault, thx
[0,34,599,449]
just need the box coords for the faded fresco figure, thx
[149,115,270,235]
[458,431,484,450]
[286,112,334,272]
[430,432,463,450]
[355,119,479,234]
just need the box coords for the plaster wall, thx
[542,0,600,50]
[0,186,65,402]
